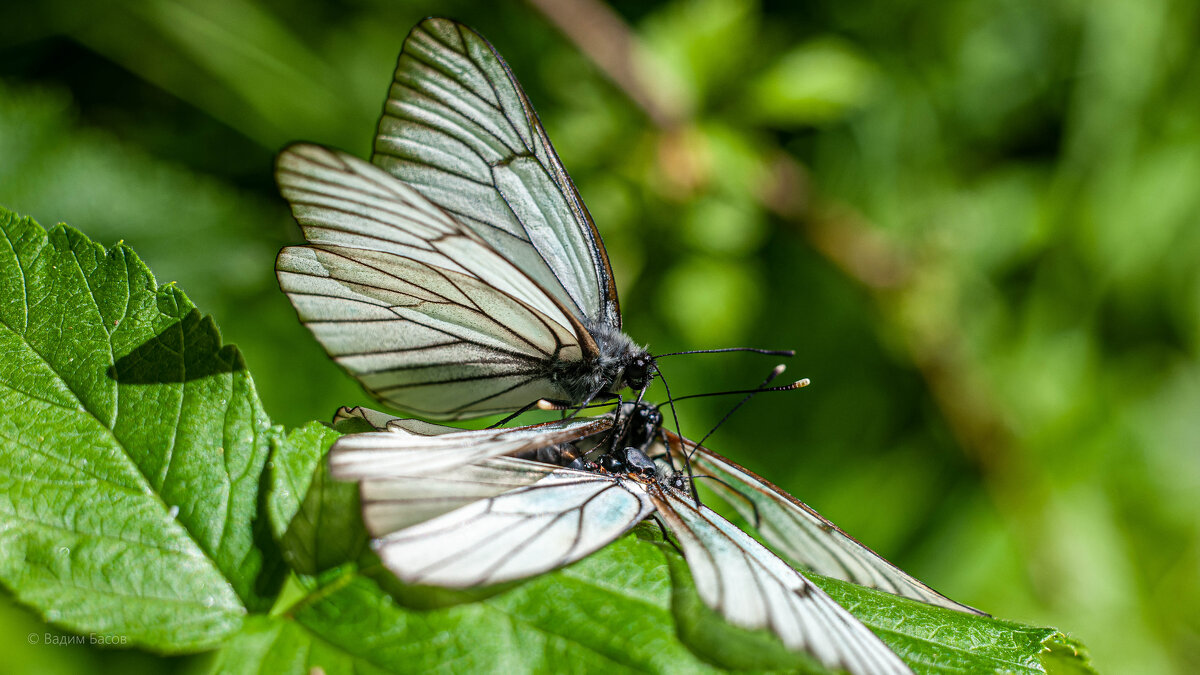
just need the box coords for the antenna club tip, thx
[771,364,787,376]
[535,399,557,410]
[795,378,811,388]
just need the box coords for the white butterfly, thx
[331,403,983,674]
[275,18,654,419]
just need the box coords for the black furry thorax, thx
[547,322,651,402]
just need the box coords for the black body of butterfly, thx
[274,17,658,419]
[330,401,985,675]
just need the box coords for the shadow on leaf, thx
[108,309,245,383]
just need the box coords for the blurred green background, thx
[2,0,1197,672]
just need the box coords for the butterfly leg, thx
[487,399,543,428]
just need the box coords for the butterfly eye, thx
[623,356,654,390]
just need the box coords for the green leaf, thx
[0,207,1096,673]
[202,614,389,675]
[811,576,1094,675]
[213,523,1097,675]
[267,423,366,575]
[659,541,823,673]
[0,208,272,651]
[210,529,725,675]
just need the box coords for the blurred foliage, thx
[0,0,1195,673]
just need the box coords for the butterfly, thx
[330,402,983,675]
[274,17,656,419]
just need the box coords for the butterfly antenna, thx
[654,364,701,506]
[653,347,795,358]
[692,474,763,528]
[687,364,791,462]
[664,379,810,404]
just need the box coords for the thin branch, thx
[525,0,684,128]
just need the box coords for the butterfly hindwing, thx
[359,460,653,587]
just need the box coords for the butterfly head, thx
[622,353,656,392]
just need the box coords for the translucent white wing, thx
[344,455,561,535]
[373,17,620,329]
[329,412,611,479]
[649,486,912,675]
[332,405,442,434]
[663,437,982,614]
[276,143,595,418]
[370,465,653,587]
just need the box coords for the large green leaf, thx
[267,423,366,575]
[0,209,273,651]
[218,534,723,675]
[0,208,1095,672]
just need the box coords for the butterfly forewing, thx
[330,413,611,478]
[662,437,983,615]
[329,411,621,541]
[275,143,597,418]
[648,485,913,675]
[374,17,620,329]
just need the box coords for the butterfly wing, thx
[649,485,912,675]
[330,413,611,479]
[662,436,982,614]
[373,17,620,329]
[276,143,599,418]
[350,458,654,587]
